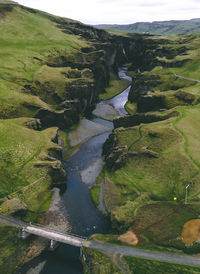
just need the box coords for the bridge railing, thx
[25,223,87,240]
[0,213,88,241]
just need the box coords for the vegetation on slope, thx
[100,33,200,258]
[0,1,133,272]
[83,248,121,274]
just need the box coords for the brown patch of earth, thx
[181,219,200,245]
[118,231,139,246]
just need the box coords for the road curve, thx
[84,241,200,267]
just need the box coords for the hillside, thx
[1,2,170,272]
[0,2,140,271]
[1,1,200,273]
[98,32,200,260]
[95,18,200,35]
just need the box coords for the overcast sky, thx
[17,0,200,24]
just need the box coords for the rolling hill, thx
[95,18,200,35]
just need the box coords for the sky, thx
[17,0,200,25]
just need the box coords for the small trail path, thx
[174,74,200,83]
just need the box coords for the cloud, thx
[17,0,200,24]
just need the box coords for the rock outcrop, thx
[113,110,179,128]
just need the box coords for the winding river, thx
[18,68,132,274]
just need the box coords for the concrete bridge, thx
[1,213,200,268]
[0,213,86,247]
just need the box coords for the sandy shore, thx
[69,119,110,146]
[80,158,104,188]
[92,103,120,120]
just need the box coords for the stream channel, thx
[19,68,132,274]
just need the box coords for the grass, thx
[99,77,130,100]
[124,256,200,274]
[133,202,200,249]
[102,33,200,256]
[0,224,28,274]
[0,118,59,199]
[107,118,199,202]
[34,65,94,105]
[83,248,121,274]
[0,4,96,271]
[90,186,100,207]
[174,106,200,170]
[125,101,137,115]
[0,3,88,117]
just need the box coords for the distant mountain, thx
[94,18,200,35]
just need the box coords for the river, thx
[18,67,132,274]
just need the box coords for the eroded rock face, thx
[113,111,179,128]
[23,118,42,130]
[105,146,128,171]
[103,132,128,171]
[35,160,67,186]
[48,160,67,186]
[128,73,161,103]
[103,132,118,157]
[137,95,166,113]
[174,90,196,103]
[35,108,79,130]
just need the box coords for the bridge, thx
[1,213,200,267]
[0,213,86,247]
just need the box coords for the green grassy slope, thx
[0,2,88,118]
[101,33,200,256]
[0,2,92,209]
[0,2,109,272]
